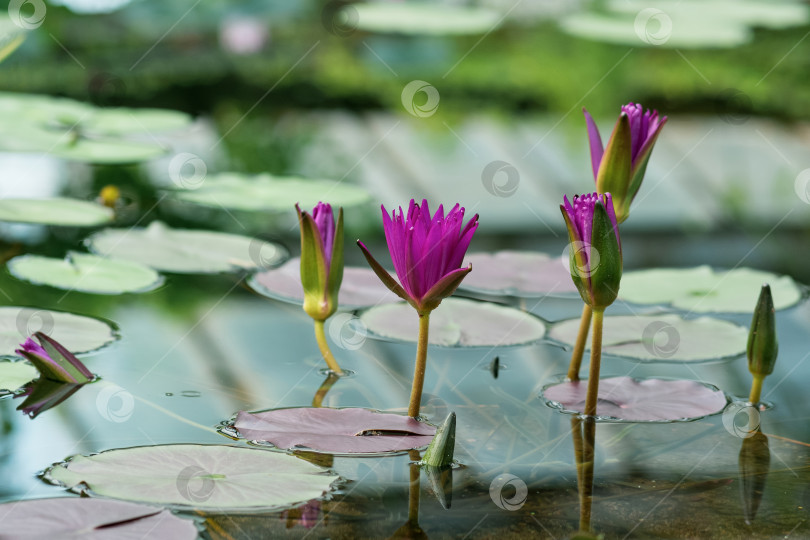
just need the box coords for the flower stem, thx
[583,308,604,418]
[567,304,593,381]
[407,449,421,524]
[408,313,431,418]
[748,374,764,405]
[312,371,340,407]
[314,320,344,376]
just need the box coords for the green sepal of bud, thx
[297,206,343,321]
[596,113,632,223]
[422,412,455,468]
[747,284,778,377]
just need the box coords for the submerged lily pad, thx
[0,498,198,539]
[172,173,370,212]
[619,266,803,313]
[249,257,399,309]
[45,444,339,510]
[230,407,436,454]
[549,313,746,362]
[459,251,578,297]
[541,376,728,422]
[360,298,546,347]
[353,3,502,35]
[0,198,113,226]
[0,307,118,358]
[0,362,38,394]
[87,221,287,274]
[8,253,163,294]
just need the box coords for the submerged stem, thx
[567,304,593,381]
[312,371,341,407]
[583,308,604,418]
[408,313,431,418]
[748,374,764,405]
[314,320,344,376]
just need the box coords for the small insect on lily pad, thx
[0,497,198,539]
[541,376,728,422]
[45,444,339,511]
[360,298,547,347]
[248,257,400,309]
[352,3,502,35]
[171,173,371,212]
[8,253,163,294]
[0,198,113,226]
[0,307,118,358]
[459,251,579,298]
[87,221,287,274]
[619,266,804,313]
[0,361,38,395]
[548,313,746,363]
[228,407,436,455]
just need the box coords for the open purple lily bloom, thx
[584,103,666,223]
[358,199,479,316]
[16,332,93,384]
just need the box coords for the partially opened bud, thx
[296,202,344,322]
[747,284,778,377]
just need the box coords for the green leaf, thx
[52,138,168,164]
[0,361,38,394]
[353,3,502,35]
[0,198,113,227]
[7,253,163,294]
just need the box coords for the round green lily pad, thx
[619,266,803,313]
[459,251,578,297]
[7,253,163,294]
[360,297,546,347]
[548,313,747,363]
[83,107,192,136]
[0,307,118,358]
[45,444,339,511]
[0,361,38,394]
[353,3,502,35]
[52,138,168,164]
[0,198,113,226]
[87,221,287,274]
[171,173,370,212]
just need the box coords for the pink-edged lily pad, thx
[360,297,546,347]
[458,251,578,297]
[0,497,198,539]
[45,444,339,511]
[542,376,728,422]
[248,257,400,309]
[231,407,436,454]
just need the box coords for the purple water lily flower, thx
[358,199,479,316]
[584,103,667,223]
[296,201,344,322]
[16,332,93,384]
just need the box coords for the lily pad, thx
[45,444,339,510]
[171,173,370,212]
[548,313,746,362]
[230,407,436,454]
[248,257,399,309]
[353,3,502,35]
[87,221,287,274]
[0,307,118,358]
[360,298,547,347]
[541,376,728,422]
[83,107,192,136]
[52,137,168,164]
[459,251,578,297]
[619,266,803,313]
[8,253,163,294]
[0,198,113,226]
[0,361,38,394]
[0,498,198,539]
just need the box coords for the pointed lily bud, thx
[584,103,666,223]
[15,332,94,384]
[747,284,778,377]
[296,202,344,322]
[560,193,622,310]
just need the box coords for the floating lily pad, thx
[230,407,436,454]
[52,137,168,164]
[0,362,38,394]
[0,198,113,226]
[360,298,546,347]
[0,307,118,358]
[619,266,803,313]
[459,251,578,297]
[541,376,728,422]
[0,498,198,539]
[549,313,746,362]
[249,257,399,309]
[8,253,163,294]
[353,3,502,35]
[171,173,370,212]
[83,107,192,136]
[45,444,339,510]
[87,221,287,274]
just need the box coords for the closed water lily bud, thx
[296,202,344,322]
[747,284,778,377]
